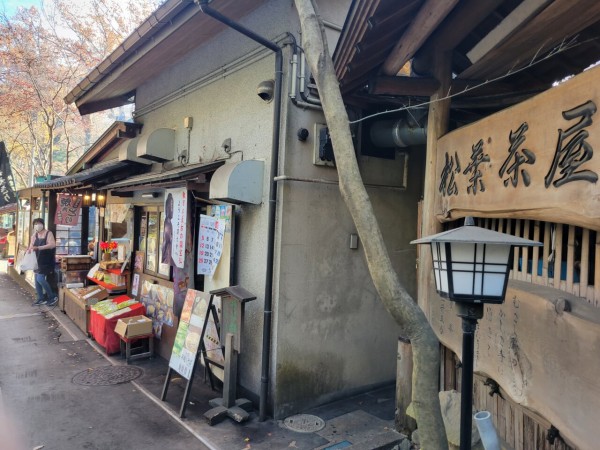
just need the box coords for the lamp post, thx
[412,218,541,450]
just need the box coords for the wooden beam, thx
[334,0,381,81]
[417,49,452,315]
[369,75,440,97]
[369,75,523,97]
[412,0,503,75]
[467,0,553,64]
[459,0,600,80]
[382,0,459,76]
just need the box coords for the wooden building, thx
[333,1,600,448]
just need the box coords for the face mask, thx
[34,224,43,232]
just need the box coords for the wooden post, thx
[418,49,452,316]
[396,337,417,434]
[222,333,237,408]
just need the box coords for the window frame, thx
[139,207,172,281]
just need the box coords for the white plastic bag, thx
[20,251,38,271]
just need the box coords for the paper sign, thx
[131,273,140,297]
[196,214,225,276]
[165,188,187,269]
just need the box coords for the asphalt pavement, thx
[0,269,406,450]
[0,272,207,450]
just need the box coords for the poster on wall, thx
[196,214,225,276]
[134,251,145,272]
[164,188,187,269]
[108,204,129,223]
[139,280,175,338]
[55,194,82,226]
[169,289,224,379]
[131,273,140,297]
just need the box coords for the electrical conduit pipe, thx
[474,411,501,450]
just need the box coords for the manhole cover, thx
[72,366,143,386]
[283,414,326,433]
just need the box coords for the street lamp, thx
[412,218,541,450]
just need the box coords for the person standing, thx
[27,218,57,306]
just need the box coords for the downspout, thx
[196,0,282,422]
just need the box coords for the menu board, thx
[169,289,224,379]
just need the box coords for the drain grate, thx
[72,366,143,386]
[283,414,326,433]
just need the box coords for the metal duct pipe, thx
[369,119,427,148]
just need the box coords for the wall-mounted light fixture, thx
[82,191,92,207]
[96,191,107,208]
[141,192,159,199]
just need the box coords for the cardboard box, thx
[114,316,153,338]
[69,285,109,304]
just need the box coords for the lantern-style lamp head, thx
[82,191,92,207]
[411,221,541,304]
[96,191,107,208]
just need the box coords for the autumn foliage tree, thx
[0,0,158,188]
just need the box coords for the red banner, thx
[55,194,82,226]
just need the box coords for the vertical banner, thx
[165,188,187,269]
[172,189,193,318]
[55,194,82,226]
[196,214,225,276]
[0,142,16,207]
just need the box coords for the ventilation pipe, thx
[197,0,282,422]
[370,118,427,148]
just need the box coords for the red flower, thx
[100,241,118,253]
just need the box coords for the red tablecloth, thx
[90,296,146,355]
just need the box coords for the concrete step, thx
[314,410,407,450]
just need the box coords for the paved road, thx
[0,272,207,450]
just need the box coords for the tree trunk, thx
[293,1,448,448]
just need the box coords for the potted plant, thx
[99,241,117,262]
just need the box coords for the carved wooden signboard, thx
[432,282,600,450]
[430,66,600,449]
[436,64,600,231]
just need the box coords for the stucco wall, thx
[136,52,275,395]
[130,0,418,418]
[273,97,425,416]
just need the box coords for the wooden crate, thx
[60,255,93,272]
[63,289,100,336]
[58,288,66,312]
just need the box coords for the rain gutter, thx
[197,0,283,422]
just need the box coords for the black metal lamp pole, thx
[457,303,484,450]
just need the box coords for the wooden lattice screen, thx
[474,218,598,308]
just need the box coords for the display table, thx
[90,296,146,355]
[88,267,130,295]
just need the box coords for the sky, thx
[1,0,40,16]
